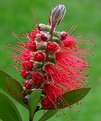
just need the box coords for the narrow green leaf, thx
[38,110,56,121]
[0,70,27,108]
[49,88,90,109]
[28,89,42,121]
[58,87,91,108]
[0,90,23,121]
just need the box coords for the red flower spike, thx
[23,80,33,89]
[32,72,44,85]
[41,97,53,109]
[34,51,45,62]
[47,42,59,53]
[11,4,90,112]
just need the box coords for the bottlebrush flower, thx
[11,4,90,111]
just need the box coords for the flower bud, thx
[34,62,43,69]
[23,80,33,89]
[32,72,44,85]
[53,31,67,40]
[63,35,76,48]
[22,61,33,71]
[28,29,40,40]
[37,41,47,50]
[49,4,66,27]
[47,42,59,53]
[41,97,53,109]
[51,37,59,43]
[25,41,37,51]
[41,32,51,41]
[61,31,68,40]
[47,55,55,63]
[41,34,47,41]
[38,24,51,32]
[20,70,29,79]
[24,95,30,104]
[34,51,45,62]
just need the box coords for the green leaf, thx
[58,87,91,108]
[0,70,27,108]
[38,110,56,121]
[28,89,42,121]
[0,90,23,121]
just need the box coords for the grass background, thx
[0,0,101,121]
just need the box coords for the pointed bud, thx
[49,4,66,28]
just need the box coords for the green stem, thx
[29,117,33,121]
[29,118,32,121]
[29,113,34,121]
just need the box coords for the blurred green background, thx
[0,0,101,121]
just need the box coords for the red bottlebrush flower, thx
[22,61,33,71]
[46,42,59,53]
[32,72,44,85]
[28,29,40,40]
[20,51,33,61]
[11,4,90,112]
[25,40,37,52]
[34,51,45,62]
[62,35,76,48]
[41,97,53,109]
[23,80,33,89]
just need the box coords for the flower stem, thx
[29,118,33,121]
